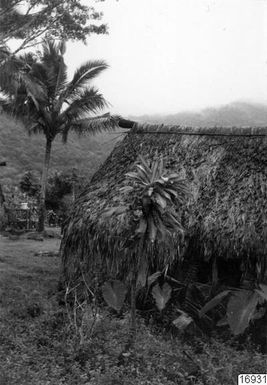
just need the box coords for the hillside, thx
[1,102,267,186]
[0,113,123,185]
[130,102,267,127]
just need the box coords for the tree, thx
[1,39,119,232]
[103,155,190,338]
[0,0,107,56]
[0,0,108,100]
[46,169,84,212]
[125,155,190,335]
[19,170,40,198]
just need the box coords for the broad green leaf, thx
[158,156,164,176]
[173,310,193,331]
[136,164,151,183]
[148,187,154,196]
[154,193,167,209]
[199,290,231,318]
[148,217,157,243]
[151,160,159,182]
[138,154,151,174]
[156,188,171,201]
[152,282,172,311]
[165,188,178,198]
[227,291,260,335]
[102,280,127,312]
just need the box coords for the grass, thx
[0,234,266,385]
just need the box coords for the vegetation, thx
[0,39,118,231]
[0,235,265,385]
[102,155,190,334]
[62,122,267,279]
[199,285,267,336]
[19,171,40,198]
[61,121,267,353]
[0,0,266,379]
[0,0,107,57]
[0,112,120,186]
[19,169,84,214]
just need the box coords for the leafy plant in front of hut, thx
[102,280,127,313]
[152,282,172,312]
[199,283,267,336]
[102,155,191,338]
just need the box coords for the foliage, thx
[61,120,267,328]
[100,155,190,335]
[18,169,84,215]
[152,282,172,311]
[19,171,40,197]
[0,113,118,186]
[46,170,81,210]
[172,310,194,332]
[0,0,107,57]
[0,38,119,231]
[0,40,116,137]
[125,154,189,243]
[102,280,127,312]
[0,235,266,385]
[199,290,231,317]
[199,285,267,336]
[227,291,260,335]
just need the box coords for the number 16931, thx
[238,375,267,384]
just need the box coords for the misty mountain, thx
[129,102,267,127]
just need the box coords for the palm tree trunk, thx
[0,184,6,231]
[37,137,52,232]
[130,269,137,335]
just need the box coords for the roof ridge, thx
[131,122,267,136]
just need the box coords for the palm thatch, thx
[61,123,267,286]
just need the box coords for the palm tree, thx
[0,40,119,232]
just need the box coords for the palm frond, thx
[64,60,108,102]
[61,87,108,122]
[0,50,46,106]
[40,39,68,100]
[27,120,45,135]
[61,113,120,143]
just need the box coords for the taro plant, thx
[199,283,267,335]
[102,280,127,314]
[102,154,191,337]
[152,282,172,312]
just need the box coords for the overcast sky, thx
[65,0,267,116]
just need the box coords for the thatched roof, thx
[61,123,267,283]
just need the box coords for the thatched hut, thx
[60,123,267,289]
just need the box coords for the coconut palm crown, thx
[0,39,119,231]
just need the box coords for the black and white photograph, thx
[0,0,266,384]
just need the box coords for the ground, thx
[0,234,266,385]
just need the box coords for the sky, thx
[65,1,267,116]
